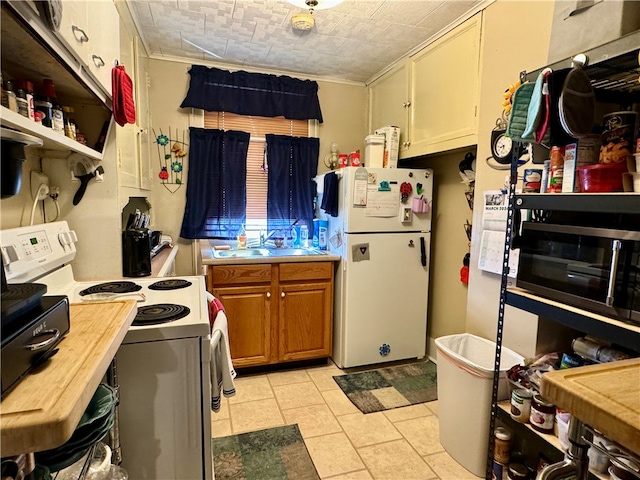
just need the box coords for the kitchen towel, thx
[206,292,236,412]
[320,171,339,217]
[111,64,136,127]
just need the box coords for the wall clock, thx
[491,129,515,165]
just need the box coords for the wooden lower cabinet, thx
[208,262,333,367]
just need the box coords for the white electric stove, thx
[0,222,213,480]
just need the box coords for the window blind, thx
[204,112,308,224]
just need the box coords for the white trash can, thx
[435,333,524,477]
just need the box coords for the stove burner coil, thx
[148,279,193,291]
[132,304,190,326]
[79,282,142,296]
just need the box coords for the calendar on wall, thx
[478,190,520,278]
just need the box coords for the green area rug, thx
[333,360,438,414]
[212,424,320,480]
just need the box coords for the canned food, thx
[548,146,564,193]
[338,153,348,168]
[349,151,361,167]
[492,460,507,480]
[523,169,542,193]
[530,395,555,434]
[510,388,532,423]
[508,462,529,480]
[600,111,637,164]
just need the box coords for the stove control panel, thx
[0,222,77,282]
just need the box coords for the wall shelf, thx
[514,193,640,214]
[1,107,103,161]
[497,403,606,480]
[506,287,640,354]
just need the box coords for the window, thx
[204,112,310,237]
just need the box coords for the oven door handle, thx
[606,240,622,307]
[25,329,60,351]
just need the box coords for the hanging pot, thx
[1,128,43,198]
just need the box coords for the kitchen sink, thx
[212,247,326,259]
[265,248,326,256]
[213,248,271,258]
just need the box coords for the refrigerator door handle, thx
[420,236,427,267]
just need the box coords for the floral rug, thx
[212,424,319,480]
[333,360,438,414]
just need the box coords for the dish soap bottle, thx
[237,225,247,249]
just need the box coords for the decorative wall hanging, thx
[153,127,188,193]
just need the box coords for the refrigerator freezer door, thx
[336,167,433,234]
[333,232,431,368]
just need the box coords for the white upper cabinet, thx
[369,14,482,159]
[408,14,481,157]
[368,62,411,156]
[56,0,120,96]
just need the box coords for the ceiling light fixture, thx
[292,12,315,31]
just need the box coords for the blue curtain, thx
[180,127,250,239]
[180,65,323,123]
[266,134,319,235]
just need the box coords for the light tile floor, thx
[211,360,481,480]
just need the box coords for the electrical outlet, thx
[30,171,49,200]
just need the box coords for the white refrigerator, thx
[315,166,433,368]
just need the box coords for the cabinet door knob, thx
[281,292,285,298]
[406,101,411,107]
[92,55,105,68]
[266,292,271,298]
[72,25,89,43]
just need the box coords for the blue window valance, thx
[180,65,323,123]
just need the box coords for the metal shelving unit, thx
[485,33,640,480]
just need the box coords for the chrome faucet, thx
[536,417,592,480]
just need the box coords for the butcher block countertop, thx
[541,358,640,455]
[0,300,137,457]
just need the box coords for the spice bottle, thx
[15,88,29,118]
[43,79,65,135]
[2,79,18,112]
[16,80,35,121]
[62,106,77,140]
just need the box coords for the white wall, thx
[465,0,554,357]
[146,59,368,275]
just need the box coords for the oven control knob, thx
[58,231,78,247]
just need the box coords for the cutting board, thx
[0,301,137,457]
[541,358,640,454]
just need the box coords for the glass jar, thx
[530,395,555,434]
[2,79,18,112]
[494,426,512,464]
[507,462,529,480]
[62,106,77,140]
[34,97,53,128]
[15,88,29,118]
[510,388,532,423]
[16,80,35,120]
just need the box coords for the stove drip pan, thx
[79,282,142,296]
[148,279,192,291]
[132,304,190,326]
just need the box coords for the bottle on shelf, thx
[15,88,29,118]
[62,106,77,141]
[43,79,64,135]
[2,78,18,112]
[237,225,247,249]
[16,80,35,121]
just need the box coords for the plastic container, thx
[435,333,524,477]
[364,134,385,168]
[556,411,571,450]
[318,219,328,250]
[577,162,627,192]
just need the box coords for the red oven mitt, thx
[112,65,136,126]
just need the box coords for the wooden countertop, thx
[151,245,178,277]
[0,301,137,457]
[541,358,640,455]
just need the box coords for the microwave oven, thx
[516,222,640,325]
